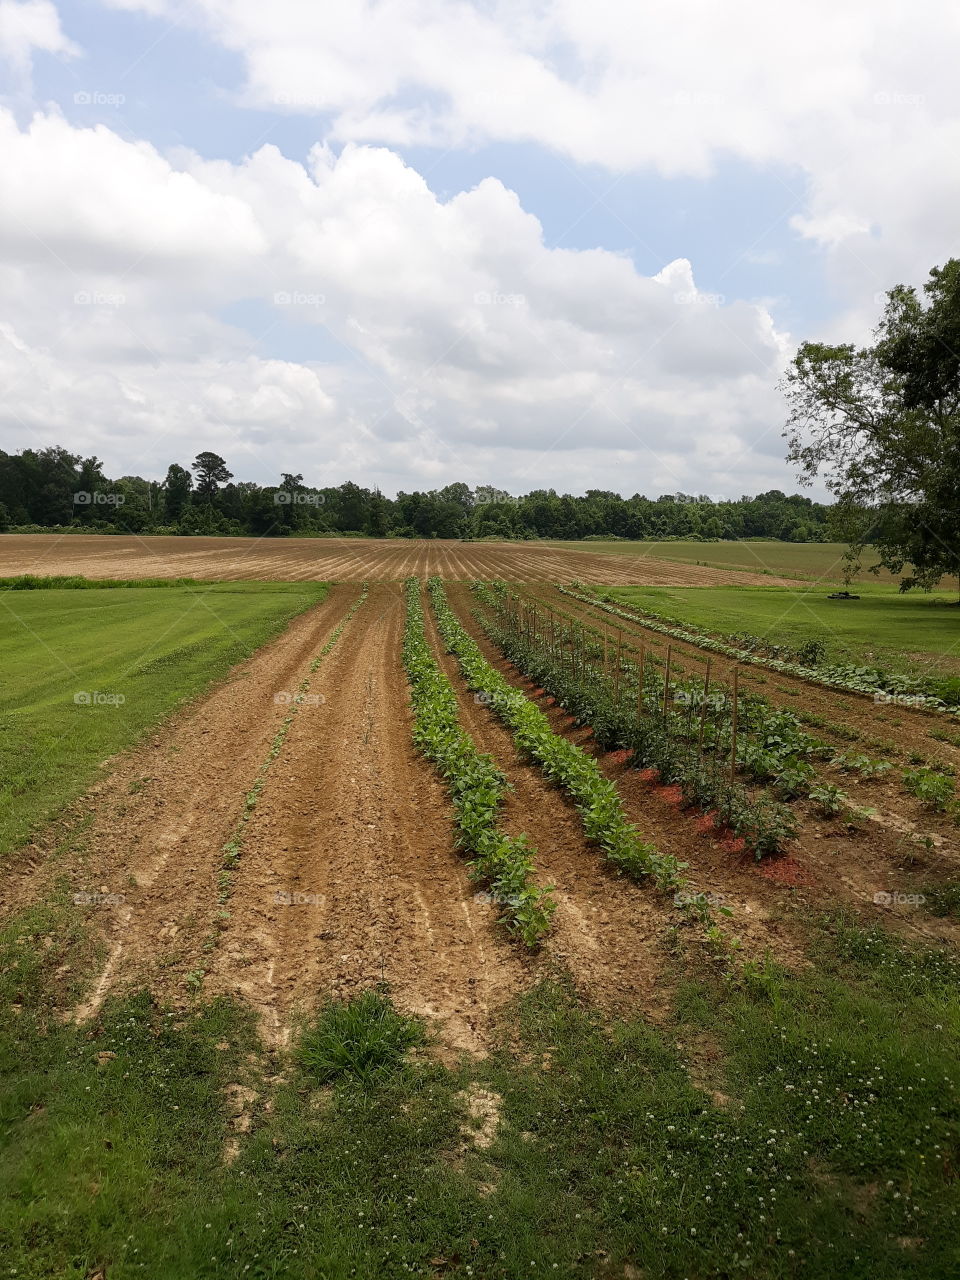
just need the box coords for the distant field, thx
[0,533,793,586]
[606,581,960,673]
[0,581,327,852]
[551,538,959,587]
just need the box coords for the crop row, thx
[558,584,959,717]
[472,581,799,858]
[402,578,555,947]
[427,578,693,902]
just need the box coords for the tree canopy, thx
[783,260,960,590]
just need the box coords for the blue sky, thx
[0,0,955,496]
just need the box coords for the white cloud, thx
[100,0,960,312]
[0,107,793,493]
[0,0,77,80]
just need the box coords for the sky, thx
[0,0,957,500]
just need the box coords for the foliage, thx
[902,767,957,812]
[0,443,835,541]
[403,579,555,946]
[783,259,960,591]
[481,584,799,858]
[427,579,692,898]
[560,585,960,718]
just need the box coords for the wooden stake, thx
[697,657,712,758]
[638,645,646,719]
[662,645,673,717]
[614,629,623,702]
[729,666,739,782]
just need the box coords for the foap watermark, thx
[273,890,325,905]
[873,891,926,907]
[73,891,125,906]
[663,90,726,108]
[74,690,125,706]
[274,290,325,308]
[674,891,727,908]
[273,691,326,706]
[874,691,926,708]
[74,90,125,107]
[674,289,725,307]
[74,490,125,506]
[474,290,526,307]
[74,291,126,307]
[873,90,925,107]
[273,90,326,109]
[674,689,726,710]
[274,490,325,506]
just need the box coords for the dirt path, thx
[202,583,527,1051]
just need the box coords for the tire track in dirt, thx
[202,583,528,1052]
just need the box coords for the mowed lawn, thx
[0,582,327,853]
[606,582,960,673]
[552,538,960,587]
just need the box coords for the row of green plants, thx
[474,582,798,858]
[402,578,555,947]
[559,584,960,715]
[554,585,960,822]
[188,585,370,990]
[426,578,693,901]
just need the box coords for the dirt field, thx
[7,575,958,1058]
[0,533,791,585]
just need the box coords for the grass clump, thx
[298,989,426,1086]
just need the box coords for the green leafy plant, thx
[903,767,956,812]
[403,578,555,946]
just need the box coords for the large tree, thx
[191,451,232,500]
[782,260,960,591]
[163,463,193,521]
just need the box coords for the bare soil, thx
[4,585,529,1049]
[0,533,792,587]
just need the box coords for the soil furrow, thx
[202,583,527,1051]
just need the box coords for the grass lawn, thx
[0,581,328,854]
[606,582,960,674]
[2,904,958,1278]
[551,539,960,588]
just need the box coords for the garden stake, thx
[730,666,739,783]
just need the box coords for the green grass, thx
[549,538,960,588]
[2,902,959,1278]
[298,988,427,1085]
[605,582,960,674]
[0,581,328,853]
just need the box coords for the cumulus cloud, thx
[0,106,792,493]
[0,0,77,81]
[100,0,960,309]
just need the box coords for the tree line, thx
[0,447,830,543]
